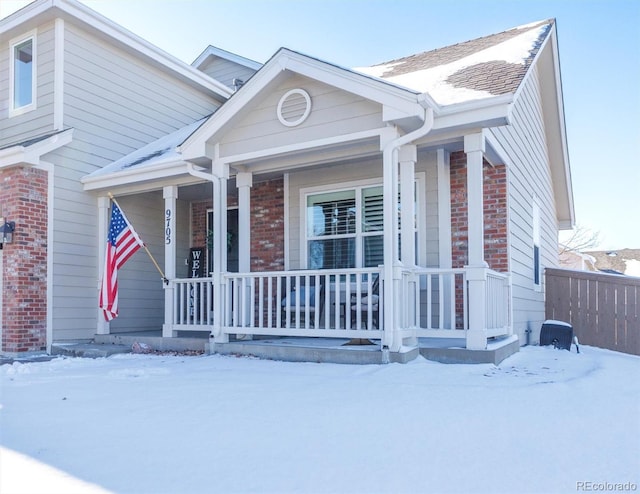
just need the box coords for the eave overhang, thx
[0,128,73,168]
[0,0,232,101]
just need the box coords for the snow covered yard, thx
[1,346,638,494]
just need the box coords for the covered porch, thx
[82,48,518,363]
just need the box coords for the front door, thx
[207,209,239,273]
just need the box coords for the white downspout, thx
[186,161,227,343]
[381,103,434,353]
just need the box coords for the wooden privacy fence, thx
[545,268,639,355]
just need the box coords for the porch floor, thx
[60,331,520,365]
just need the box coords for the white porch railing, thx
[400,268,468,338]
[223,268,383,338]
[168,266,511,342]
[172,277,214,327]
[485,269,511,337]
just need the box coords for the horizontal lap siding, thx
[0,22,55,147]
[198,58,256,89]
[220,75,382,158]
[490,65,558,343]
[50,22,220,341]
[63,24,219,170]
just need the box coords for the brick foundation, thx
[1,167,48,354]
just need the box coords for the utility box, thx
[540,320,573,350]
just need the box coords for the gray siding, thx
[490,65,558,343]
[63,23,220,170]
[0,21,56,147]
[220,75,382,158]
[48,21,221,341]
[197,57,256,90]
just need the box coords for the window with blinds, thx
[306,186,383,269]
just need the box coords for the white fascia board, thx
[282,52,425,120]
[548,25,575,227]
[82,159,193,191]
[1,0,232,100]
[180,60,286,160]
[181,49,428,160]
[192,45,262,71]
[0,0,51,34]
[433,94,513,131]
[0,129,73,168]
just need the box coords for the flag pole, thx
[107,192,168,283]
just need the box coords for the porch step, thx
[419,335,519,365]
[51,342,131,359]
[212,337,418,365]
[93,333,209,353]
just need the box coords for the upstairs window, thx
[10,33,36,115]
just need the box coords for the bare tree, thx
[559,224,601,255]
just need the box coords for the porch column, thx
[399,145,418,347]
[399,145,416,266]
[236,171,252,340]
[464,133,488,350]
[96,196,110,335]
[162,186,178,337]
[212,161,229,343]
[237,172,252,273]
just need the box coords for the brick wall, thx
[450,151,508,328]
[1,167,48,354]
[450,151,508,270]
[190,178,285,272]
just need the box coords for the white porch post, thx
[96,196,110,335]
[162,186,178,337]
[237,172,252,273]
[399,145,416,266]
[236,171,252,339]
[399,145,417,346]
[464,133,488,350]
[436,149,454,329]
[212,160,229,343]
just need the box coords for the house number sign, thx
[165,208,172,244]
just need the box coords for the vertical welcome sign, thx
[188,247,205,318]
[188,247,205,278]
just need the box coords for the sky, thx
[2,0,639,250]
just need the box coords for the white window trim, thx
[300,176,425,268]
[9,29,37,117]
[532,195,542,292]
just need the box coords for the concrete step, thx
[51,342,131,358]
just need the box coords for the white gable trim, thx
[180,49,430,160]
[1,0,232,100]
[192,45,262,71]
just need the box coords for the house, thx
[584,249,640,277]
[1,0,574,363]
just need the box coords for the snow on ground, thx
[1,346,638,494]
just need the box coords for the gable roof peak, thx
[354,19,554,106]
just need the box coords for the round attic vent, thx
[277,89,311,127]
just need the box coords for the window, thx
[306,185,385,270]
[532,198,541,290]
[10,33,36,114]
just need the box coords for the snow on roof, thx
[354,20,552,105]
[88,117,209,177]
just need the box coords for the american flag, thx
[99,201,144,321]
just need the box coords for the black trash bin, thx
[540,320,573,350]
